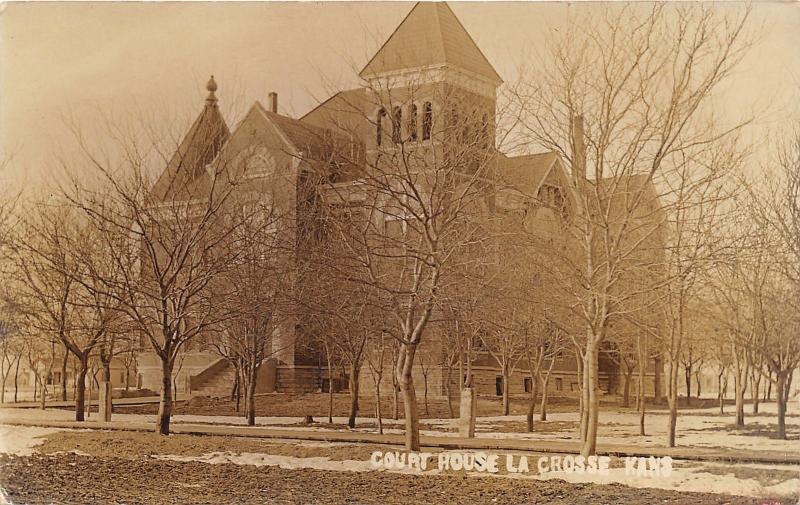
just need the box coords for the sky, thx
[1,1,799,194]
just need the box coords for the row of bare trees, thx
[3,2,797,453]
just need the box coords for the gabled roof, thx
[499,151,559,195]
[250,102,365,180]
[300,88,368,139]
[151,98,230,201]
[359,2,502,84]
[254,102,360,162]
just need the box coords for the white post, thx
[458,387,476,438]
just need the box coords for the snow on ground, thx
[152,452,376,473]
[423,405,800,454]
[1,401,797,456]
[0,407,798,499]
[525,460,800,498]
[0,425,64,456]
[150,448,800,499]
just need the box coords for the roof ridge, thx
[431,2,447,68]
[358,2,422,79]
[438,2,502,84]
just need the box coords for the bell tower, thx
[358,2,502,157]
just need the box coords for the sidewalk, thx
[2,416,798,466]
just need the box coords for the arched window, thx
[392,106,402,144]
[422,102,433,140]
[408,104,418,141]
[376,108,386,146]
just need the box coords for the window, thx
[422,102,433,140]
[376,108,386,146]
[556,378,564,391]
[392,106,402,143]
[495,376,503,396]
[524,377,532,393]
[538,184,565,211]
[408,104,418,141]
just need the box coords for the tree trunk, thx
[13,356,20,403]
[156,358,174,435]
[230,365,239,402]
[540,371,552,422]
[684,364,692,407]
[765,371,772,401]
[637,336,647,436]
[734,369,746,428]
[501,364,510,416]
[375,374,383,435]
[717,368,725,414]
[695,370,702,400]
[0,354,6,404]
[444,365,454,418]
[638,366,646,436]
[653,355,663,405]
[580,342,599,457]
[750,371,761,414]
[60,352,68,401]
[622,367,633,408]
[667,355,680,447]
[39,374,46,410]
[347,362,360,429]
[398,343,420,451]
[392,377,399,421]
[776,372,788,440]
[235,365,242,413]
[75,361,88,422]
[526,376,538,432]
[422,370,429,417]
[577,349,588,443]
[540,358,555,422]
[322,343,333,423]
[246,362,257,426]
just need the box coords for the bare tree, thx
[741,125,800,439]
[61,83,249,435]
[11,204,99,419]
[313,76,505,451]
[514,5,753,454]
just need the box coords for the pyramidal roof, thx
[151,82,230,201]
[359,2,502,84]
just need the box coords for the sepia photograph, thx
[0,1,799,503]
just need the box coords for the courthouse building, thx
[137,2,663,400]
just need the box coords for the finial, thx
[206,75,218,104]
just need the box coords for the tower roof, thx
[359,2,502,84]
[151,77,230,201]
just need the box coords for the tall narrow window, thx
[408,104,418,141]
[422,101,433,140]
[392,106,402,143]
[376,108,386,146]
